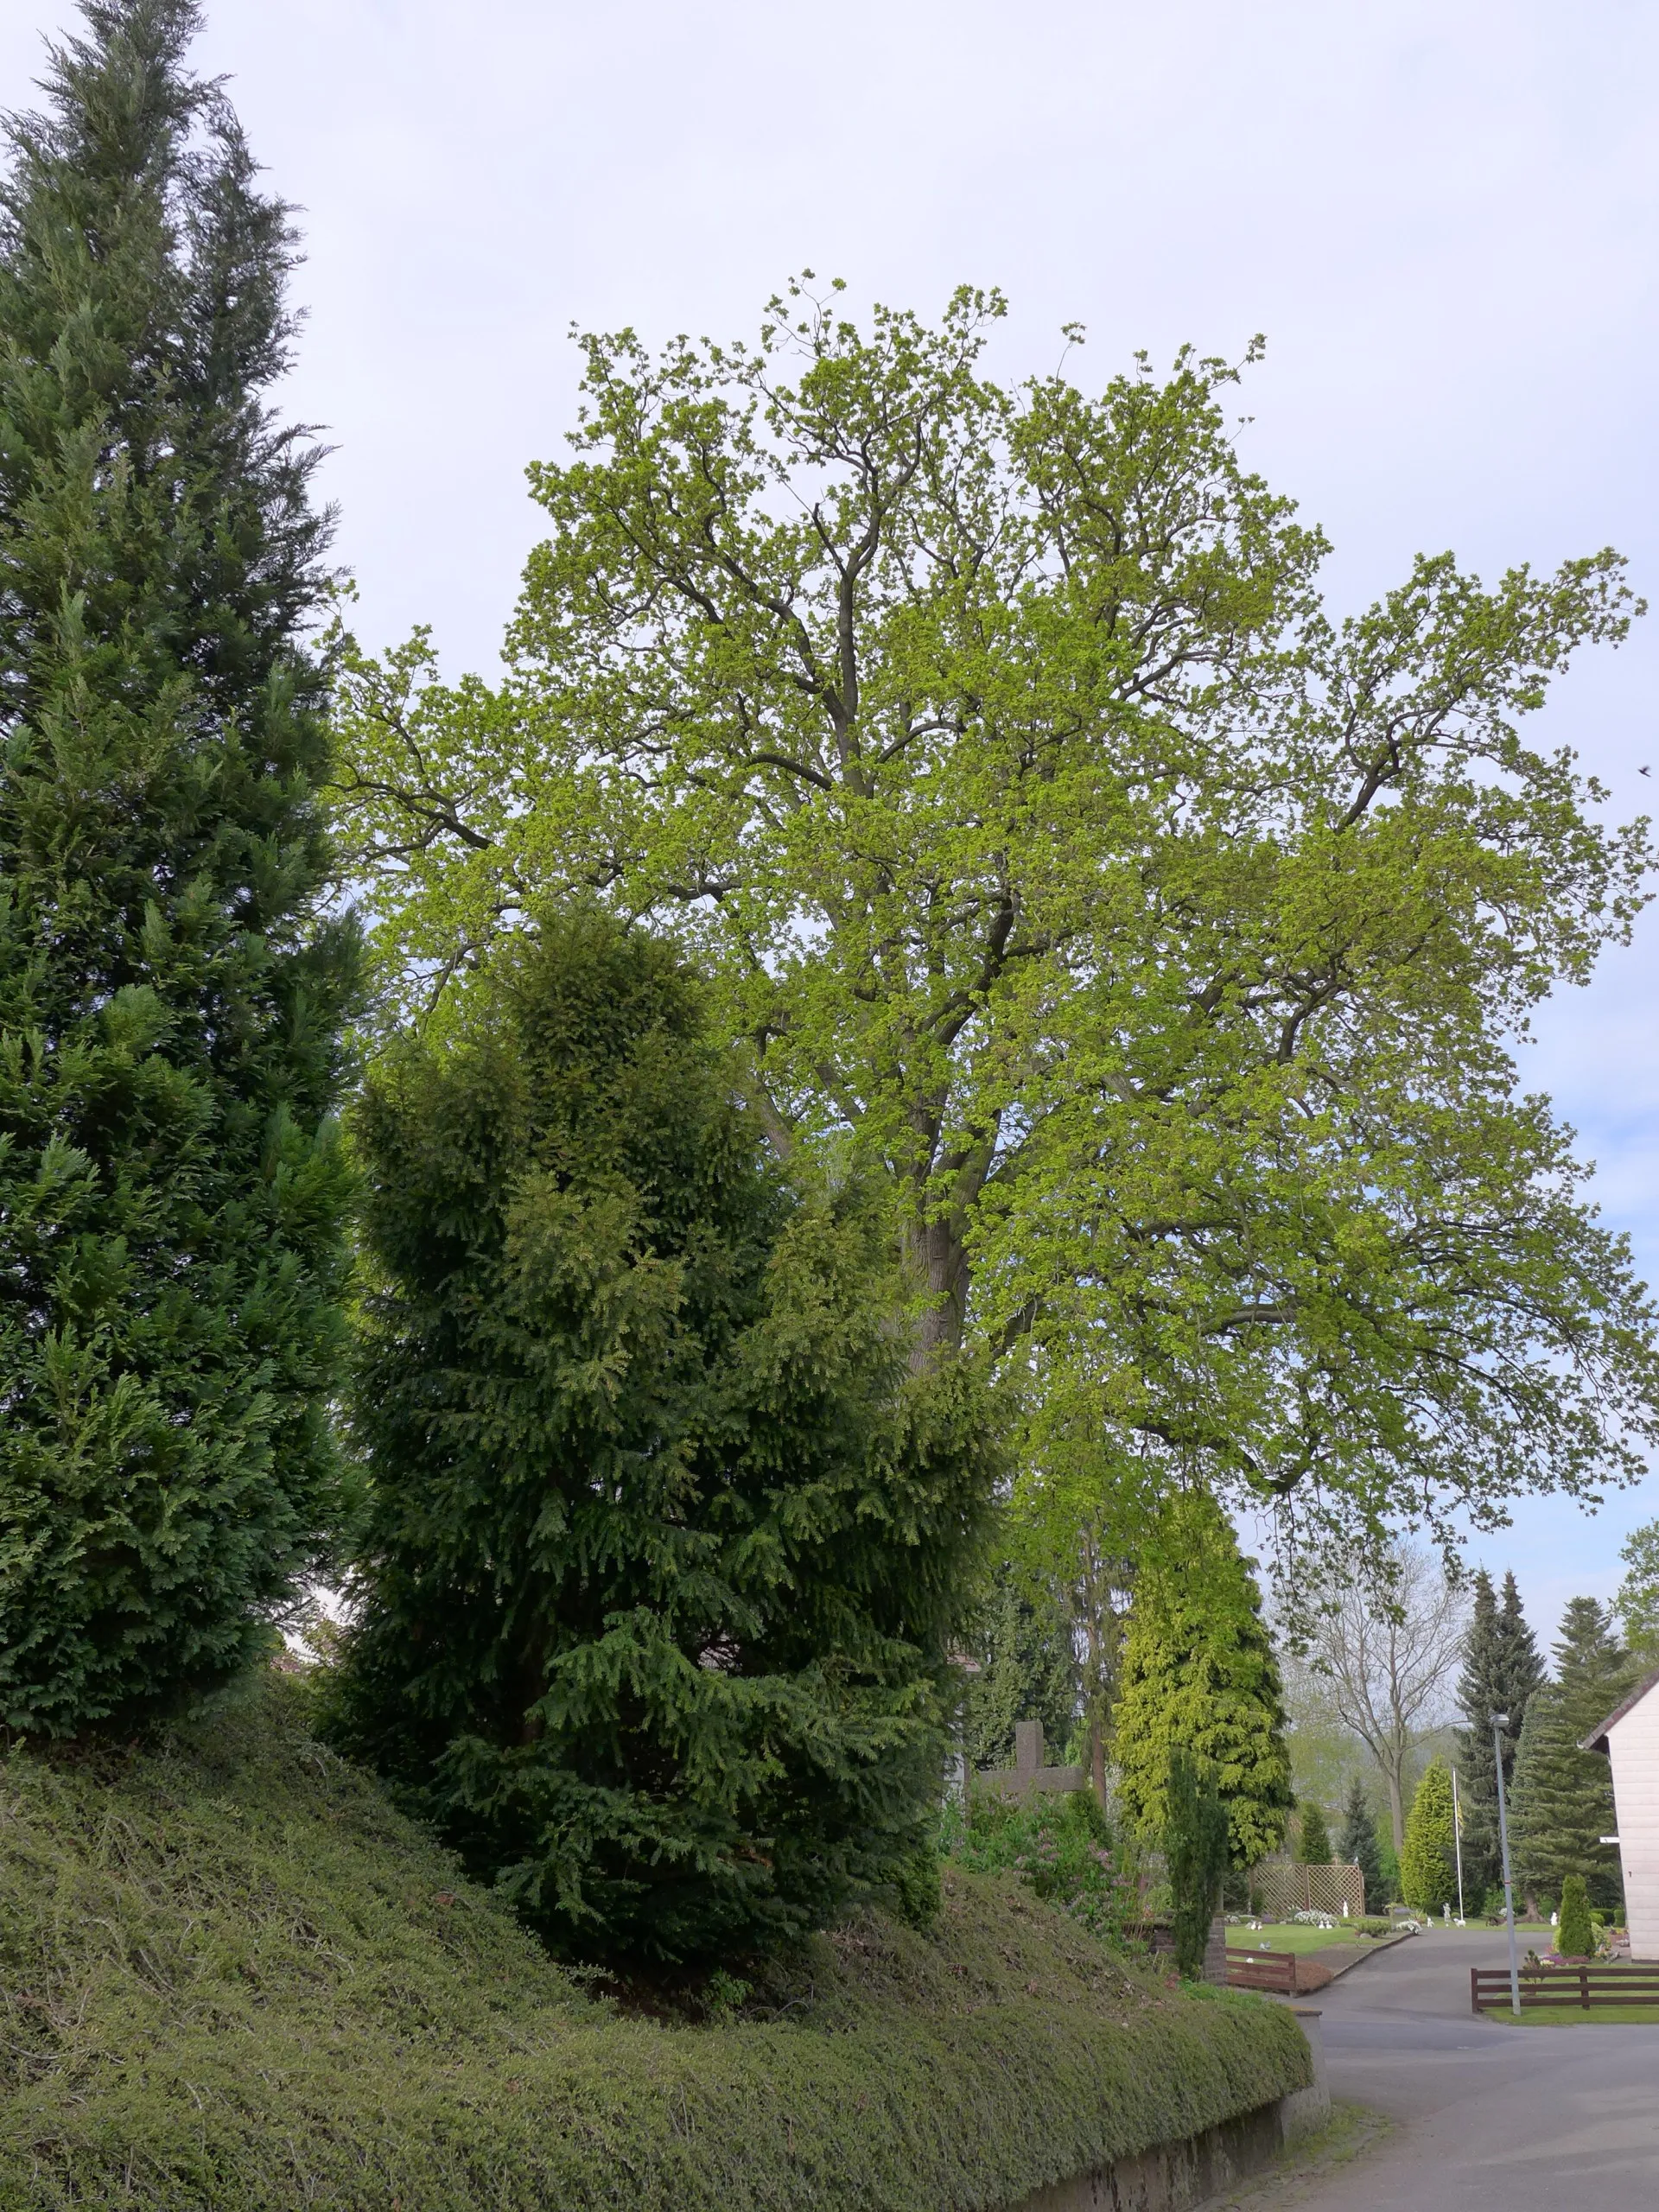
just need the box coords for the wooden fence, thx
[1471,1963,1659,2014]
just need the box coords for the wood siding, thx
[1607,1685,1659,1959]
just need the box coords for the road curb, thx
[1302,1928,1418,1986]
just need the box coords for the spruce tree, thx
[1453,1568,1544,1898]
[962,1561,1078,1774]
[1337,1772,1384,1911]
[0,1,357,1734]
[1509,1598,1634,1912]
[327,911,997,1965]
[1296,1797,1332,1865]
[1114,1490,1292,1869]
[1400,1759,1458,1913]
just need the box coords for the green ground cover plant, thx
[942,1786,1141,1939]
[0,1672,1311,2212]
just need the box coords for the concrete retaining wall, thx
[1007,2006,1329,2212]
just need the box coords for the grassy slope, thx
[0,1675,1308,2211]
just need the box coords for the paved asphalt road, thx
[1276,1927,1659,2209]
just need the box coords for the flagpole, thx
[1452,1764,1466,1925]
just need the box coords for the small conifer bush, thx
[1296,1798,1332,1864]
[1556,1873,1594,1959]
[327,910,998,1964]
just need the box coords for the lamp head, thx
[1491,1713,1510,1729]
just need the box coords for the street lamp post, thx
[1491,1713,1521,2018]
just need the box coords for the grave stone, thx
[978,1719,1089,1802]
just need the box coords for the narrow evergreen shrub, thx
[0,0,358,1735]
[327,911,998,1963]
[1115,1491,1292,1867]
[1557,1873,1593,1959]
[1166,1749,1230,1979]
[1399,1760,1457,1912]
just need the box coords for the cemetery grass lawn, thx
[1230,1923,1387,1953]
[1501,2005,1659,2024]
[0,1671,1313,2212]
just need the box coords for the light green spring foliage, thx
[0,1673,1311,2211]
[0,0,358,1733]
[1556,1873,1594,1959]
[1113,1491,1292,1869]
[327,279,1659,1560]
[1399,1759,1457,1912]
[1615,1520,1659,1664]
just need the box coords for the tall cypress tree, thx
[0,2,357,1734]
[1509,1599,1634,1912]
[1453,1568,1544,1897]
[1114,1490,1292,1869]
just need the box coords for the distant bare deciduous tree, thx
[1306,1547,1469,1853]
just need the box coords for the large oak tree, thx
[329,280,1659,1554]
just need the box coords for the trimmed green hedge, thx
[0,1676,1309,2209]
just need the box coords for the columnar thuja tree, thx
[0,1,357,1733]
[330,281,1659,1562]
[1400,1759,1457,1913]
[1113,1490,1291,1868]
[327,911,996,1964]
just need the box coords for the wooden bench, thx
[1226,1948,1300,1995]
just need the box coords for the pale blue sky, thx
[6,0,1657,1654]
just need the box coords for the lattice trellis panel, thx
[1249,1859,1366,1920]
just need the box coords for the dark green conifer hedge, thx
[0,0,358,1735]
[327,910,998,1963]
[1510,1598,1633,1912]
